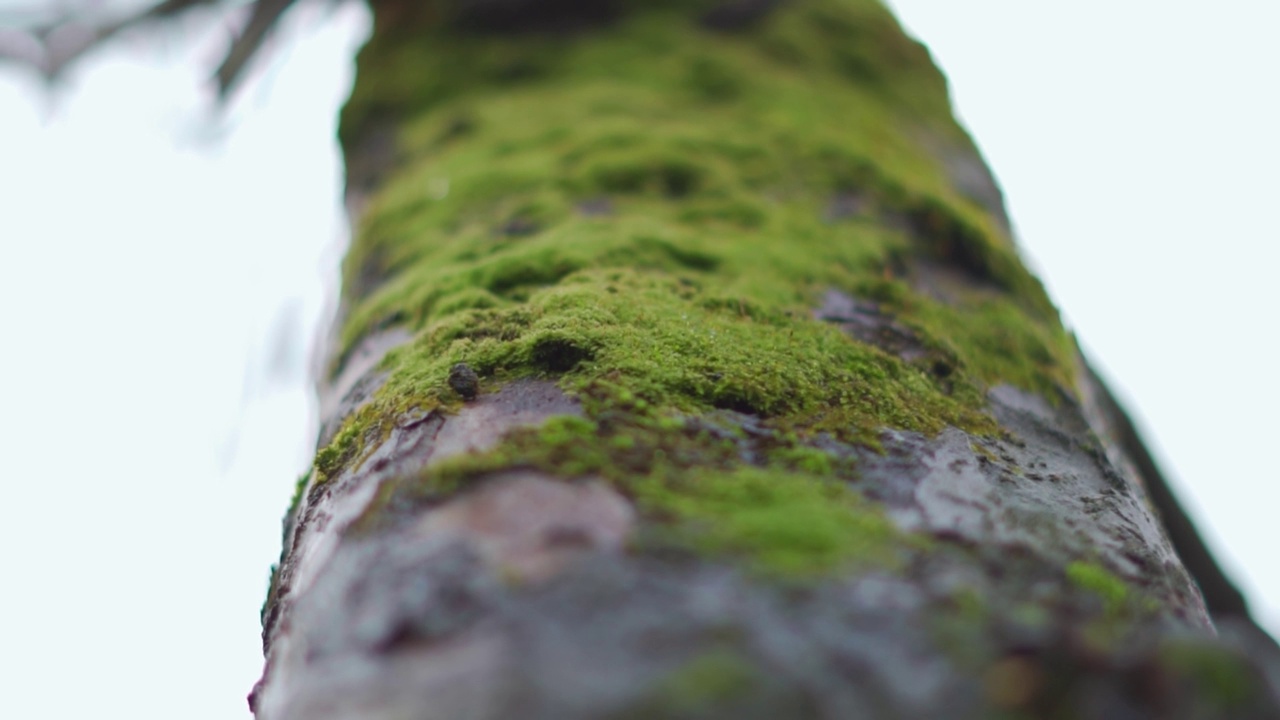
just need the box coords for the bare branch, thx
[0,0,307,97]
[40,0,223,79]
[214,0,295,96]
[0,26,44,67]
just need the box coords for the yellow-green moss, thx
[332,0,1070,428]
[1065,561,1130,614]
[363,268,996,444]
[637,466,916,575]
[285,468,313,520]
[350,378,923,575]
[324,0,1077,524]
[1160,642,1256,710]
[645,650,760,712]
[905,284,1078,399]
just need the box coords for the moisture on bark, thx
[252,1,1280,718]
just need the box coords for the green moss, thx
[314,413,370,482]
[1160,641,1256,709]
[928,585,993,668]
[260,563,279,626]
[352,380,922,575]
[636,466,914,575]
[318,0,1076,499]
[1065,561,1130,614]
[950,587,988,621]
[769,445,835,475]
[371,268,990,434]
[647,650,759,711]
[285,468,313,522]
[366,383,735,499]
[907,289,1078,399]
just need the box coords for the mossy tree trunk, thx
[251,1,1280,717]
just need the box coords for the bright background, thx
[0,2,1275,718]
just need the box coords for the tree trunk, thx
[251,1,1280,717]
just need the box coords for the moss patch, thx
[637,465,914,574]
[1066,561,1130,615]
[1160,641,1257,710]
[285,468,312,523]
[360,268,996,444]
[323,0,1077,530]
[645,650,760,712]
[357,381,920,575]
[332,0,1072,433]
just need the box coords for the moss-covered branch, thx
[252,2,1280,718]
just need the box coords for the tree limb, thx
[214,0,295,97]
[0,0,305,95]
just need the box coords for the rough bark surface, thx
[253,1,1280,717]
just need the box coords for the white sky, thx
[0,2,1275,718]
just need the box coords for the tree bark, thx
[252,1,1280,717]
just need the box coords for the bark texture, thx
[253,1,1280,717]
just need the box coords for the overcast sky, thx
[0,2,1276,718]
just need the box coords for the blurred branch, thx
[214,0,293,97]
[0,26,43,66]
[0,0,309,96]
